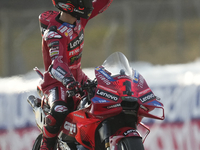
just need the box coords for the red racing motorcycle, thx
[28,52,165,150]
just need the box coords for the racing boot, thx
[40,135,57,150]
[40,123,59,150]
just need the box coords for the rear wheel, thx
[32,133,42,150]
[117,137,144,150]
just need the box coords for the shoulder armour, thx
[39,10,59,36]
[44,26,62,41]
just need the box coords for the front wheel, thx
[32,133,42,150]
[117,137,145,150]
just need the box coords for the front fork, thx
[99,120,111,150]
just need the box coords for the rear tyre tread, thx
[117,137,145,150]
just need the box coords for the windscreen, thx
[102,52,132,78]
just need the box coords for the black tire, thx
[117,137,145,150]
[32,133,42,150]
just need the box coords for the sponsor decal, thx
[70,52,82,64]
[138,88,151,96]
[60,87,65,101]
[138,75,144,88]
[69,46,82,56]
[68,30,84,51]
[67,28,73,37]
[54,105,68,112]
[99,70,115,81]
[139,92,156,103]
[96,68,115,81]
[51,68,64,81]
[50,50,59,58]
[92,96,110,103]
[96,72,111,85]
[74,114,84,118]
[64,121,76,134]
[95,67,100,71]
[48,41,59,48]
[74,8,84,14]
[56,66,67,76]
[48,87,59,104]
[64,32,68,37]
[96,89,119,101]
[107,103,121,109]
[117,75,130,79]
[98,85,118,94]
[133,70,139,83]
[50,46,59,53]
[58,25,68,33]
[123,129,137,136]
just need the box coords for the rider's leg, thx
[40,86,68,150]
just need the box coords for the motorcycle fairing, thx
[61,109,102,149]
[130,70,165,120]
[94,63,165,120]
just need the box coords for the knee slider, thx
[51,102,69,126]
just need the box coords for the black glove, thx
[66,81,81,97]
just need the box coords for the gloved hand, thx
[66,81,81,97]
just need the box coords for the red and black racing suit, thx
[38,0,113,143]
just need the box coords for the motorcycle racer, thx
[38,0,113,149]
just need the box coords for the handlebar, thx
[82,79,97,91]
[67,79,97,98]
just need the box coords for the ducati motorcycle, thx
[28,52,165,150]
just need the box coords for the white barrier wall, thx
[0,60,200,150]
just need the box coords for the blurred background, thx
[1,0,200,77]
[1,0,200,150]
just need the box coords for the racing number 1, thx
[123,80,133,96]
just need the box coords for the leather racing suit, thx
[38,0,113,148]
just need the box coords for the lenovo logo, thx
[140,92,155,103]
[96,89,119,101]
[68,30,84,51]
